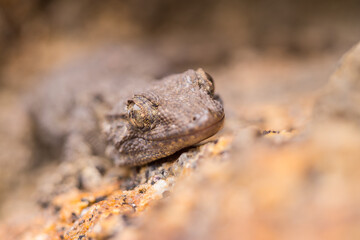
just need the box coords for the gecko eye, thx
[196,69,215,95]
[127,96,156,131]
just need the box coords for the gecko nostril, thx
[192,116,197,121]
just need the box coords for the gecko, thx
[29,47,224,167]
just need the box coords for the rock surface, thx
[0,1,360,237]
[0,41,360,239]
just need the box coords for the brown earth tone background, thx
[0,0,360,239]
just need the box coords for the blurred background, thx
[1,0,360,90]
[0,0,360,235]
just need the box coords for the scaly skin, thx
[104,69,224,166]
[29,48,224,166]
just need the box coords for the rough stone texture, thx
[315,42,360,121]
[0,1,360,239]
[1,41,360,239]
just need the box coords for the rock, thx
[315,41,360,121]
[2,39,360,240]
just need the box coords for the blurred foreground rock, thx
[315,42,360,121]
[1,41,360,239]
[0,90,32,211]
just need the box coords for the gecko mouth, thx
[117,115,225,166]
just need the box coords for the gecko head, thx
[105,68,224,166]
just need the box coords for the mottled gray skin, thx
[104,69,224,166]
[29,48,224,166]
[29,47,166,160]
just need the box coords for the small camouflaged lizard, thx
[29,47,224,166]
[104,68,224,166]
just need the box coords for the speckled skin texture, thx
[105,69,224,166]
[29,50,224,167]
